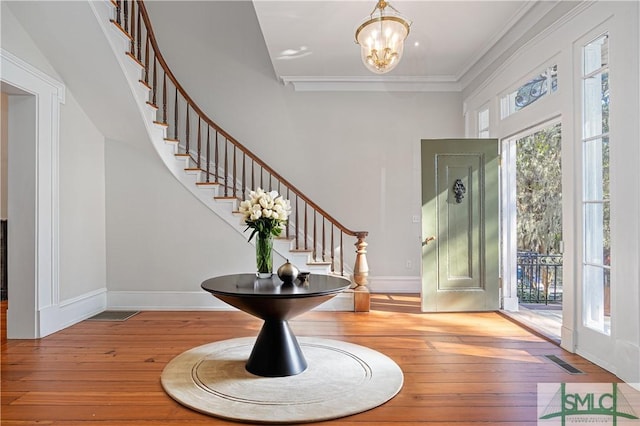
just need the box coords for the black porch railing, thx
[517,251,562,305]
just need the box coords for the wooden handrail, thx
[111,0,369,296]
[136,1,363,238]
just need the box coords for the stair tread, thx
[153,121,169,127]
[196,182,219,186]
[139,79,151,90]
[174,153,190,157]
[146,101,158,110]
[109,20,133,41]
[125,51,145,69]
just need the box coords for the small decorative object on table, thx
[297,271,310,285]
[277,259,299,283]
[239,188,292,278]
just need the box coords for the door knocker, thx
[453,179,466,203]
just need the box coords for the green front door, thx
[421,139,499,312]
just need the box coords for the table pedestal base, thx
[246,319,307,377]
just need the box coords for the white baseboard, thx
[367,276,421,293]
[560,326,575,353]
[615,340,640,384]
[39,288,107,337]
[502,296,519,311]
[34,278,416,335]
[107,290,355,311]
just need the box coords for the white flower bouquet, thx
[239,188,292,242]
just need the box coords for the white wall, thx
[58,92,106,301]
[141,1,464,289]
[105,136,260,297]
[0,3,61,81]
[1,92,7,219]
[463,1,640,384]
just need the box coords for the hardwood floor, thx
[1,294,620,425]
[1,300,6,345]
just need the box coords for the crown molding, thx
[455,1,538,83]
[460,1,593,99]
[280,75,462,92]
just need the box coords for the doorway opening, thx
[501,122,563,341]
[1,49,65,339]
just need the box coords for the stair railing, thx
[109,0,369,289]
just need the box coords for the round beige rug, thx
[161,336,403,424]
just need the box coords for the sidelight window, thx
[581,33,610,335]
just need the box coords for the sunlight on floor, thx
[429,340,545,363]
[501,305,562,345]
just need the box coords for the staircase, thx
[89,0,371,310]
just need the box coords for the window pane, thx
[584,34,609,75]
[583,137,609,201]
[603,202,610,267]
[501,65,558,118]
[583,72,609,138]
[550,64,558,93]
[478,109,489,131]
[478,108,489,138]
[584,202,610,266]
[583,265,611,334]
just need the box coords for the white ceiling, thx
[252,0,538,90]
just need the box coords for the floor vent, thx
[545,355,585,374]
[87,311,139,322]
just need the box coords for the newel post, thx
[353,232,370,312]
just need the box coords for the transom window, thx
[501,65,558,119]
[478,108,490,138]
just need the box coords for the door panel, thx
[421,139,499,312]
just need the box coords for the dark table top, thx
[201,273,351,299]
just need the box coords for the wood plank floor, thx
[1,294,620,425]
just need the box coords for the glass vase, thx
[255,233,273,278]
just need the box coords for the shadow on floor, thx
[370,294,423,314]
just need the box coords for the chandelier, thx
[355,0,411,74]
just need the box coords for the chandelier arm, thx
[386,3,401,14]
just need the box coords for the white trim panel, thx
[368,276,421,294]
[39,288,107,336]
